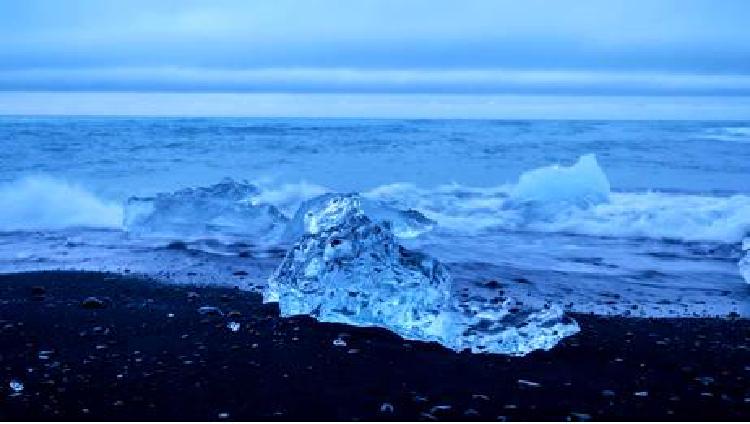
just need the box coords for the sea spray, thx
[0,175,122,230]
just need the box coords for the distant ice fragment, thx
[124,178,288,241]
[510,154,610,207]
[283,192,435,240]
[227,321,241,332]
[740,237,750,284]
[266,195,578,355]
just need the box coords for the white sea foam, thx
[703,126,750,143]
[250,181,331,216]
[365,155,750,243]
[0,176,122,231]
[530,192,750,242]
[2,155,749,244]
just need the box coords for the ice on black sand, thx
[264,193,578,355]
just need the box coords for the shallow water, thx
[1,117,748,317]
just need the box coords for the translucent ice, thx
[124,178,288,241]
[510,154,610,207]
[740,237,750,284]
[266,195,578,355]
[283,193,435,240]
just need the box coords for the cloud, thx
[1,67,749,95]
[2,92,749,120]
[1,0,749,93]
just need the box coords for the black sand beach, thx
[0,271,748,421]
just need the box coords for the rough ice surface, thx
[740,237,750,284]
[266,195,578,355]
[124,178,288,241]
[283,192,435,240]
[510,154,611,207]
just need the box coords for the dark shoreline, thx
[1,271,748,421]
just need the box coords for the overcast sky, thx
[1,0,749,95]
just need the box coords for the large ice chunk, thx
[124,178,288,240]
[740,237,750,284]
[283,193,435,240]
[266,195,578,355]
[510,154,610,207]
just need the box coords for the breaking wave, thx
[364,155,750,243]
[2,155,749,243]
[250,181,331,216]
[702,126,750,143]
[0,176,122,231]
[363,186,750,242]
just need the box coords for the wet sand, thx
[0,271,748,421]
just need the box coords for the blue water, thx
[1,116,748,317]
[2,117,749,196]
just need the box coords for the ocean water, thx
[1,116,748,318]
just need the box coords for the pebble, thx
[696,376,714,385]
[379,402,394,414]
[413,394,428,403]
[429,405,452,414]
[569,412,592,421]
[9,379,24,392]
[81,297,106,309]
[518,379,541,388]
[197,306,223,316]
